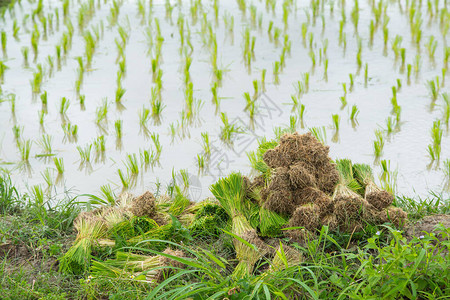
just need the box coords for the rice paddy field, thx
[1,0,450,299]
[0,0,450,201]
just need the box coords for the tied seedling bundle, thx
[210,172,269,278]
[91,248,186,284]
[245,132,407,241]
[59,190,190,275]
[353,163,407,227]
[353,163,394,210]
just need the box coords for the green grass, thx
[394,192,450,220]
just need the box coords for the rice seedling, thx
[31,24,40,61]
[392,35,403,60]
[373,129,385,158]
[115,85,126,102]
[297,104,306,125]
[244,92,257,120]
[197,154,205,171]
[21,46,29,66]
[31,69,43,94]
[383,25,389,49]
[397,79,402,90]
[340,95,347,108]
[18,139,32,161]
[349,73,354,91]
[201,132,210,156]
[93,136,106,158]
[60,97,70,115]
[356,47,362,71]
[151,91,164,120]
[414,54,421,76]
[220,113,243,143]
[37,134,53,155]
[443,159,450,178]
[442,68,447,85]
[47,55,54,76]
[308,32,314,51]
[391,86,398,109]
[125,153,139,175]
[426,35,438,61]
[427,144,436,162]
[12,125,22,142]
[151,133,162,160]
[443,93,450,125]
[260,69,267,91]
[290,95,299,109]
[407,64,412,84]
[140,148,154,168]
[54,157,64,174]
[350,104,359,121]
[309,126,327,144]
[114,119,123,140]
[363,63,369,86]
[9,94,15,115]
[139,106,150,127]
[41,168,53,189]
[368,20,375,46]
[427,78,440,101]
[379,159,397,194]
[273,61,280,84]
[0,60,7,82]
[252,80,259,100]
[339,20,344,45]
[385,117,396,135]
[12,20,19,40]
[324,58,328,81]
[444,46,450,68]
[62,123,78,143]
[117,169,130,189]
[1,31,6,56]
[179,169,190,190]
[77,144,92,163]
[95,99,108,125]
[38,109,45,126]
[78,94,86,110]
[303,72,310,93]
[55,44,61,66]
[428,120,443,162]
[289,115,298,133]
[309,50,316,69]
[211,82,220,112]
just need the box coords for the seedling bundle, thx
[60,132,406,282]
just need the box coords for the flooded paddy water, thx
[0,0,449,202]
